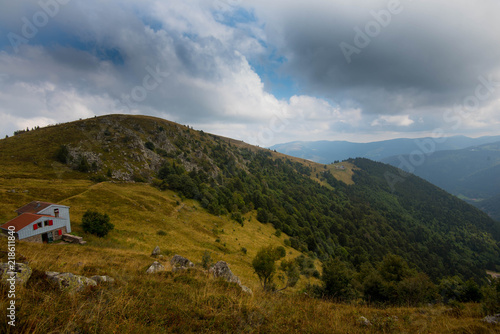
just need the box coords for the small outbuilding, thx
[0,201,71,243]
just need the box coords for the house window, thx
[37,222,42,228]
[54,209,59,217]
[44,220,49,226]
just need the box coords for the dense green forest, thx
[147,128,500,282]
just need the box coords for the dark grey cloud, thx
[252,0,500,115]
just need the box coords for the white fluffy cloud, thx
[0,0,499,144]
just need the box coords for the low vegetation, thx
[81,210,114,237]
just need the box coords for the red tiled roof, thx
[16,201,56,214]
[0,213,43,232]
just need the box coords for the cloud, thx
[371,115,414,127]
[0,0,499,144]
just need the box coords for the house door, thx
[42,233,48,243]
[47,232,53,243]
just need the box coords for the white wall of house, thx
[37,204,71,233]
[17,216,70,240]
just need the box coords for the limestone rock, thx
[46,272,97,292]
[240,285,253,295]
[209,261,241,285]
[146,261,166,274]
[90,275,115,284]
[482,314,500,325]
[209,261,252,294]
[151,246,161,257]
[62,234,86,245]
[0,263,32,286]
[358,316,371,326]
[170,255,194,271]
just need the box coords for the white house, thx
[0,201,71,243]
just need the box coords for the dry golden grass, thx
[0,243,496,334]
[0,179,497,333]
[0,179,306,290]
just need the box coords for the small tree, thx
[252,246,286,291]
[82,210,114,237]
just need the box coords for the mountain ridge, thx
[1,114,499,282]
[270,135,500,164]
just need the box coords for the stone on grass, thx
[0,263,32,286]
[358,316,371,326]
[209,261,241,285]
[146,261,166,274]
[90,275,115,284]
[170,255,194,271]
[209,261,252,295]
[46,272,97,293]
[151,246,161,257]
[482,314,500,325]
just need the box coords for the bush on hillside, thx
[82,210,114,237]
[55,144,70,164]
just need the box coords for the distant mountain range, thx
[271,136,500,221]
[382,141,500,217]
[270,135,500,164]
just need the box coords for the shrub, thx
[201,251,213,270]
[482,278,500,315]
[90,175,107,183]
[321,258,356,301]
[145,141,155,151]
[81,210,114,237]
[55,145,70,163]
[231,212,244,225]
[77,156,90,173]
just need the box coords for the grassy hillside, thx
[1,114,500,332]
[0,179,305,290]
[1,114,499,279]
[1,243,496,333]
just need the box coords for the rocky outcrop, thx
[90,275,115,284]
[482,314,500,325]
[0,263,32,286]
[62,234,86,245]
[209,261,241,285]
[46,272,97,292]
[170,255,194,272]
[151,246,161,257]
[209,261,252,294]
[146,261,166,274]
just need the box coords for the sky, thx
[0,0,500,146]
